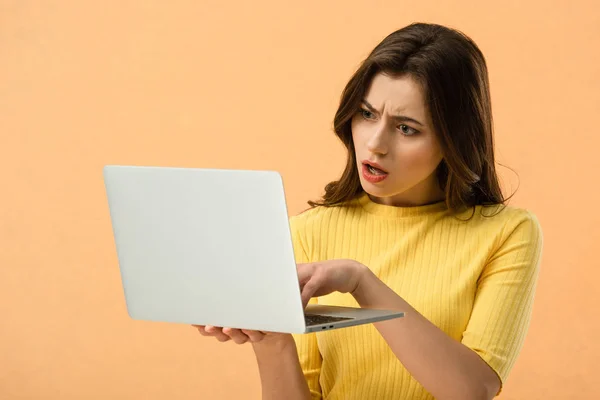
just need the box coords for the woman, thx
[194,22,542,400]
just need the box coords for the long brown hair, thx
[308,23,508,213]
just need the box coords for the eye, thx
[398,124,419,136]
[360,108,376,120]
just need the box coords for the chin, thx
[360,182,403,198]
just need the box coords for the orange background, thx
[1,1,599,399]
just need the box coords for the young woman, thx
[194,22,542,400]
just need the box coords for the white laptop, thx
[103,165,405,334]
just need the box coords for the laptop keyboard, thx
[304,314,354,326]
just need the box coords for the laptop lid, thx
[103,165,306,333]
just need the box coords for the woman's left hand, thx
[297,259,367,308]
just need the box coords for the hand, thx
[298,259,367,308]
[192,325,290,345]
[193,259,366,343]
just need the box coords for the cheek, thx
[350,119,362,140]
[351,120,367,150]
[395,140,443,171]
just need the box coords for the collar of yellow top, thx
[355,192,448,217]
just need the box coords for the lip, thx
[361,163,388,183]
[362,160,388,173]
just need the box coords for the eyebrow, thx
[361,99,424,127]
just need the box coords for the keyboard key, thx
[304,314,353,326]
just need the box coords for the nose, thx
[366,123,389,155]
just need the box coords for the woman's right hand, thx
[192,325,291,345]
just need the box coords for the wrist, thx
[252,334,296,353]
[350,261,372,299]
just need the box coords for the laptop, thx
[103,165,405,334]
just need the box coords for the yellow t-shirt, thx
[290,192,543,400]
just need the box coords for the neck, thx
[370,177,444,207]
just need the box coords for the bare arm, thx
[252,335,312,400]
[194,327,312,400]
[352,265,500,400]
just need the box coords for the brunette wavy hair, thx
[308,23,511,213]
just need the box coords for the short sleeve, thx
[289,215,323,399]
[461,210,543,391]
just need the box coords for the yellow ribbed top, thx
[290,192,543,400]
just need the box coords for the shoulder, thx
[446,204,543,266]
[498,206,543,257]
[467,205,544,270]
[288,200,359,250]
[288,204,322,238]
[290,199,359,229]
[289,205,329,238]
[455,204,542,239]
[489,205,541,243]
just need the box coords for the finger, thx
[297,263,316,285]
[222,328,250,344]
[242,329,266,342]
[301,278,319,308]
[205,325,231,342]
[215,334,231,342]
[195,325,211,336]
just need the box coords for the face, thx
[351,72,444,207]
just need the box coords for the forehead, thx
[363,72,428,114]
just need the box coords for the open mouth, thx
[363,161,388,175]
[365,164,387,175]
[361,162,389,183]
